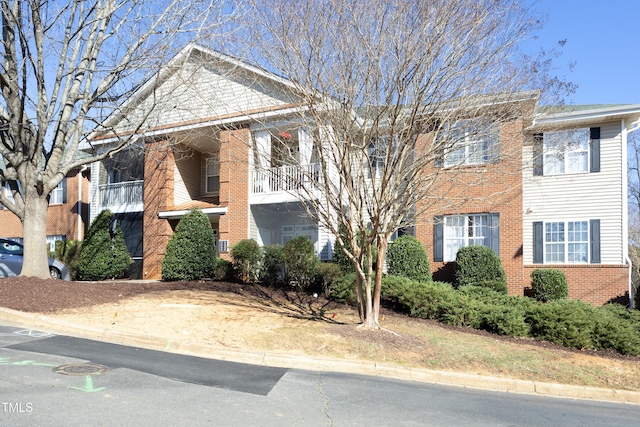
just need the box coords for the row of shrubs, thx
[330,275,640,356]
[69,209,640,356]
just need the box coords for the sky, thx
[530,1,640,106]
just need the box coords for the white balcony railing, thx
[99,180,144,209]
[251,164,320,194]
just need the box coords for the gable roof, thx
[90,44,310,144]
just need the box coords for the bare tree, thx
[242,0,572,327]
[628,129,640,307]
[0,1,228,278]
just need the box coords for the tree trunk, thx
[20,195,51,279]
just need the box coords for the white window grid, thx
[543,129,589,175]
[544,220,588,263]
[444,214,489,262]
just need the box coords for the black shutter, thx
[533,133,543,176]
[590,219,601,263]
[533,221,543,264]
[61,178,67,204]
[434,216,443,262]
[590,127,600,173]
[488,213,500,255]
[488,123,500,163]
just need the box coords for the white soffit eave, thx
[158,207,228,219]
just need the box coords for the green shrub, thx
[77,210,131,281]
[525,299,595,350]
[386,235,432,282]
[530,269,568,302]
[231,239,262,283]
[473,280,508,294]
[314,262,342,297]
[281,236,319,288]
[591,307,640,356]
[161,208,217,281]
[54,240,82,280]
[330,272,357,305]
[454,246,506,288]
[480,304,530,337]
[332,225,376,274]
[260,244,284,285]
[213,259,234,281]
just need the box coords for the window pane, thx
[567,152,588,173]
[544,153,564,175]
[545,222,565,262]
[567,221,588,262]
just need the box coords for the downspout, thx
[78,165,88,240]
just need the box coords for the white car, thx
[0,238,71,280]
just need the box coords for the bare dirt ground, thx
[1,277,639,391]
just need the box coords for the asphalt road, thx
[0,324,637,426]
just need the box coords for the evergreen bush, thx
[161,208,218,281]
[386,235,431,282]
[260,244,284,285]
[213,259,234,281]
[454,246,506,288]
[530,269,568,302]
[231,239,262,283]
[77,210,131,281]
[314,262,342,297]
[330,272,357,305]
[281,236,319,288]
[525,299,595,350]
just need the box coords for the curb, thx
[1,306,639,405]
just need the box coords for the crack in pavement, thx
[316,373,334,426]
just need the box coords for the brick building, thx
[82,44,638,305]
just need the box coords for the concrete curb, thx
[1,307,639,405]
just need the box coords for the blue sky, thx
[530,1,640,105]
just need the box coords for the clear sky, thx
[530,0,640,106]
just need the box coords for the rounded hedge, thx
[530,268,568,302]
[281,236,319,288]
[386,235,432,282]
[78,210,131,281]
[161,208,217,281]
[454,246,506,288]
[231,239,262,283]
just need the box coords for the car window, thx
[1,241,23,255]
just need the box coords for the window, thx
[441,120,499,167]
[433,213,499,262]
[534,127,600,176]
[533,220,600,264]
[368,136,390,176]
[50,179,67,205]
[46,235,65,254]
[206,158,219,193]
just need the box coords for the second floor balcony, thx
[98,180,144,212]
[251,164,320,195]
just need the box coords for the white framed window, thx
[50,179,66,205]
[443,214,490,261]
[544,221,588,263]
[443,121,498,167]
[542,129,590,175]
[206,158,220,193]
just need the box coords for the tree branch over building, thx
[0,0,228,278]
[243,0,573,327]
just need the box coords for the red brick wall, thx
[142,139,176,279]
[523,265,629,306]
[0,168,90,241]
[415,119,525,293]
[218,126,250,261]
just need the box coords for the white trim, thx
[158,207,228,219]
